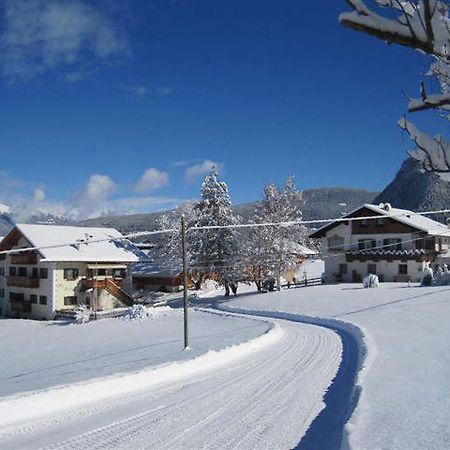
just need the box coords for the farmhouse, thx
[0,224,145,320]
[310,203,450,283]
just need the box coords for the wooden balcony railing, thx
[10,252,38,265]
[81,277,123,290]
[7,276,40,288]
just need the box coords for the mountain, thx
[76,187,379,234]
[374,158,450,221]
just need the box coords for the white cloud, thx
[32,188,45,203]
[184,159,223,182]
[134,168,169,194]
[67,174,117,219]
[0,0,129,80]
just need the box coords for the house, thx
[132,263,182,293]
[0,224,145,320]
[309,203,450,283]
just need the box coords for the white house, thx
[0,224,145,320]
[310,203,450,283]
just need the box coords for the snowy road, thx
[0,315,341,450]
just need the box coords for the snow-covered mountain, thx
[374,158,450,221]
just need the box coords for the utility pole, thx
[181,215,189,349]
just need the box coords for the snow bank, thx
[0,318,282,430]
[121,305,179,321]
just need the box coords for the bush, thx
[363,274,379,289]
[421,267,434,286]
[74,304,92,324]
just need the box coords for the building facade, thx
[310,204,449,283]
[0,224,144,320]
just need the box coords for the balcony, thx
[11,252,37,265]
[7,276,40,288]
[10,299,32,313]
[81,277,123,290]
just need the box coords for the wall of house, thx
[319,222,440,283]
[54,262,131,311]
[2,236,54,320]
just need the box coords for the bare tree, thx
[340,0,450,175]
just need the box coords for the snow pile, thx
[363,274,379,288]
[74,305,91,324]
[121,305,179,321]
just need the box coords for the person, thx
[230,282,238,296]
[224,284,230,297]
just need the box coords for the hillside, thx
[374,158,450,221]
[76,187,378,233]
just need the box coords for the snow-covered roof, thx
[9,224,146,263]
[132,262,181,278]
[284,240,318,255]
[364,204,448,235]
[310,204,449,238]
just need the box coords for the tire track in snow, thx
[0,313,341,450]
[214,302,365,450]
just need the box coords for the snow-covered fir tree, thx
[189,169,242,293]
[245,176,307,291]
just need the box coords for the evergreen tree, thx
[189,170,242,293]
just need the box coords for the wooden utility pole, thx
[181,215,189,349]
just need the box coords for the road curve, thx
[0,314,341,450]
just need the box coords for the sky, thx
[0,0,443,220]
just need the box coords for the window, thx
[9,267,17,276]
[112,268,126,279]
[97,269,107,276]
[0,267,4,276]
[383,238,402,251]
[338,264,348,275]
[64,296,78,306]
[358,239,376,250]
[10,292,24,301]
[328,236,344,251]
[30,294,37,304]
[39,268,48,279]
[360,219,368,227]
[367,264,377,274]
[18,267,27,277]
[399,264,408,275]
[376,218,385,226]
[0,289,4,298]
[32,267,38,278]
[39,295,47,305]
[64,268,79,280]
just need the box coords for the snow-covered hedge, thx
[363,274,379,289]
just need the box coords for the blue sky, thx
[0,0,440,219]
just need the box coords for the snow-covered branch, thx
[408,90,450,111]
[398,117,450,172]
[340,1,450,59]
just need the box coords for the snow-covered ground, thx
[230,281,450,450]
[0,305,341,449]
[0,308,270,398]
